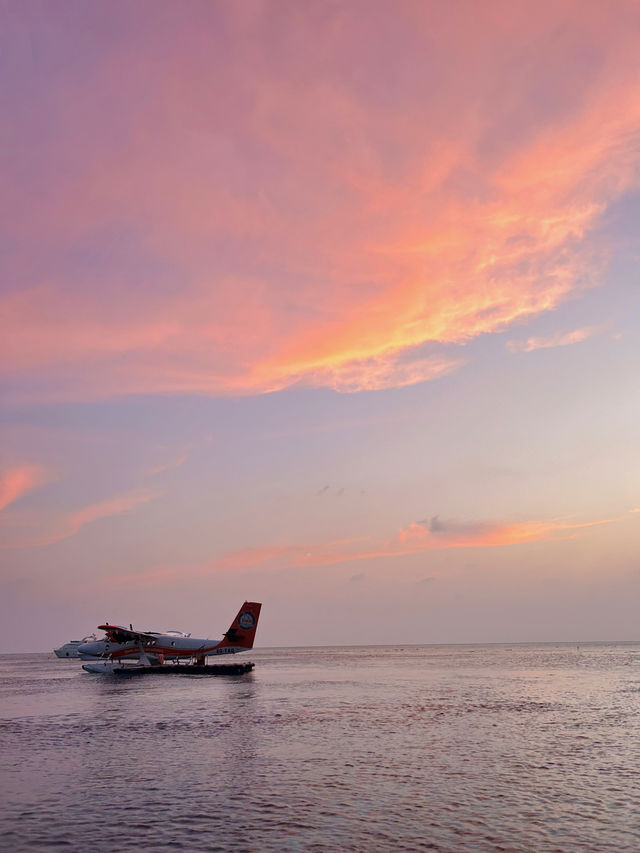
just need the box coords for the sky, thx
[1,0,639,652]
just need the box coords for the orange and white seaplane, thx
[79,601,261,675]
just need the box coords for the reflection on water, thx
[1,644,640,851]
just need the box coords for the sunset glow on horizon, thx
[1,1,639,651]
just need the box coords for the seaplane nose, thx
[78,641,103,657]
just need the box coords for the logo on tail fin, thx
[238,611,257,630]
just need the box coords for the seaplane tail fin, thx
[219,601,262,650]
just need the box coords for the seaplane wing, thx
[98,624,158,644]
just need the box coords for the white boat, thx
[54,634,98,658]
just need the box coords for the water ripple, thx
[1,644,639,851]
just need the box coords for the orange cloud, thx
[110,511,624,586]
[395,515,617,550]
[0,466,47,511]
[298,353,464,394]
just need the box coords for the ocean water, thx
[1,644,639,852]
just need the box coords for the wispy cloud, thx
[293,353,465,394]
[108,510,626,586]
[144,437,211,477]
[507,326,598,354]
[396,514,617,549]
[0,466,47,511]
[145,450,190,477]
[2,4,639,400]
[56,490,160,544]
[1,488,160,549]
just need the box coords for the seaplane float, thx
[78,601,261,676]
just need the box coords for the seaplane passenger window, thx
[171,641,175,646]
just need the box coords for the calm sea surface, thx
[1,644,639,852]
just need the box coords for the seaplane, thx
[78,601,261,675]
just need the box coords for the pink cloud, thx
[145,451,190,477]
[395,514,619,549]
[0,488,160,549]
[144,437,210,477]
[108,509,625,586]
[507,326,598,353]
[0,466,47,511]
[2,3,639,400]
[60,490,159,541]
